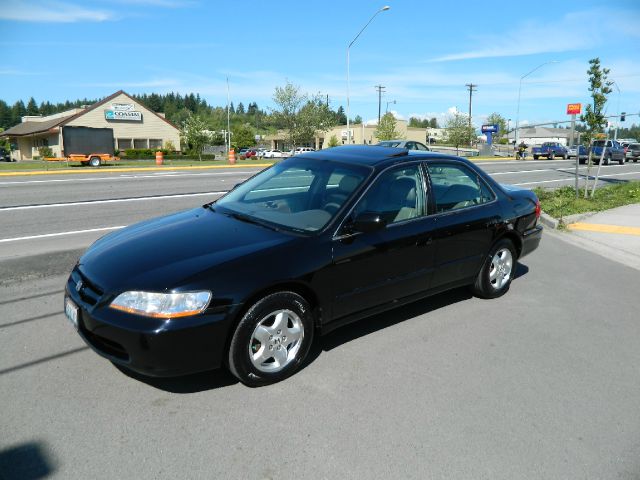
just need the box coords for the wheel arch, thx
[495,231,523,258]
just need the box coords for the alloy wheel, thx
[249,309,304,373]
[488,248,513,290]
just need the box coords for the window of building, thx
[149,139,162,149]
[134,139,148,149]
[118,138,132,150]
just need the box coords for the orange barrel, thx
[155,151,163,165]
[228,148,236,164]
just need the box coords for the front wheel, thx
[619,156,625,165]
[471,239,517,299]
[603,155,610,166]
[563,154,568,160]
[549,152,555,160]
[533,155,539,160]
[228,292,314,387]
[89,156,101,167]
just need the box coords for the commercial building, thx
[264,120,447,151]
[507,127,572,146]
[1,90,181,161]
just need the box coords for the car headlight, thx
[109,291,211,318]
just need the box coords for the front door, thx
[330,163,436,320]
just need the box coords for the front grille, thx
[70,269,104,306]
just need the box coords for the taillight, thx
[535,199,541,219]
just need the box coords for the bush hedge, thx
[121,148,215,160]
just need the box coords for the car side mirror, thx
[350,212,387,233]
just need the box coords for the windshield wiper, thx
[227,212,280,232]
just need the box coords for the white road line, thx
[0,191,228,211]
[489,164,636,176]
[0,171,254,186]
[513,171,640,186]
[0,226,126,243]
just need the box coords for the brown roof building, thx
[2,91,181,161]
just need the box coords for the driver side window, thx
[353,165,425,224]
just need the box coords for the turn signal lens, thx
[535,199,541,219]
[110,291,211,318]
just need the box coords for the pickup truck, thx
[568,145,588,162]
[588,140,625,165]
[532,142,568,160]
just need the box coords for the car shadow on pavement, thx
[113,364,238,393]
[0,441,55,480]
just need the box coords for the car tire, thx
[549,152,555,160]
[471,239,517,299]
[603,155,610,166]
[533,155,539,160]
[228,291,314,387]
[619,157,624,165]
[89,156,101,167]
[563,154,568,160]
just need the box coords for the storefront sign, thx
[105,109,142,121]
[566,103,581,115]
[111,103,135,111]
[340,129,353,138]
[481,124,499,133]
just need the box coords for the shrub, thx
[38,146,54,158]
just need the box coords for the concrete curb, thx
[539,211,597,229]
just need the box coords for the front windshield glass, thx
[215,157,370,233]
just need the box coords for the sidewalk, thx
[553,203,640,271]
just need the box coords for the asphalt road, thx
[1,159,640,262]
[1,232,640,479]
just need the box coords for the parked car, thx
[263,149,283,158]
[567,145,588,161]
[0,147,12,162]
[293,147,315,155]
[532,142,568,160]
[65,146,542,386]
[588,140,625,165]
[376,140,430,151]
[625,143,640,162]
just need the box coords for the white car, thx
[263,149,283,158]
[293,147,315,155]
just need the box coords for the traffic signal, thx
[621,112,626,122]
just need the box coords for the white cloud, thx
[0,1,112,22]
[429,8,640,62]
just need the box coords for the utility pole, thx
[465,83,477,146]
[375,85,385,123]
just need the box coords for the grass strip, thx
[534,182,640,221]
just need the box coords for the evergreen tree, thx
[11,100,26,125]
[26,97,39,116]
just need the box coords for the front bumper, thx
[65,271,238,377]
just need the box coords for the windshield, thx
[378,141,401,147]
[592,141,606,147]
[215,157,370,233]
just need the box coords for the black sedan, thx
[65,146,542,386]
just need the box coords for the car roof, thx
[300,145,463,168]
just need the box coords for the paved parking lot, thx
[2,232,640,479]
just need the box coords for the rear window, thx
[592,141,605,147]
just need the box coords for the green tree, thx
[374,112,402,141]
[26,97,39,116]
[429,117,439,128]
[180,114,213,161]
[11,100,26,125]
[486,112,507,138]
[232,123,255,149]
[353,115,363,124]
[445,112,474,154]
[580,57,613,196]
[327,134,340,148]
[272,82,335,148]
[334,106,347,125]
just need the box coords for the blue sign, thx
[481,124,499,133]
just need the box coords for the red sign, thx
[567,103,582,115]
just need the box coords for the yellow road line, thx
[0,163,273,177]
[567,223,640,236]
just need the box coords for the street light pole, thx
[613,81,620,141]
[347,5,390,145]
[386,99,396,113]
[514,61,557,149]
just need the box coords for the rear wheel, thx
[619,156,625,165]
[228,292,314,387]
[549,152,555,160]
[563,153,568,160]
[603,155,610,166]
[89,156,101,167]
[471,239,517,299]
[533,155,539,160]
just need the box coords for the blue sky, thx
[1,0,639,130]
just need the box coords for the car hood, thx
[78,207,294,292]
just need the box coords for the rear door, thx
[426,161,501,289]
